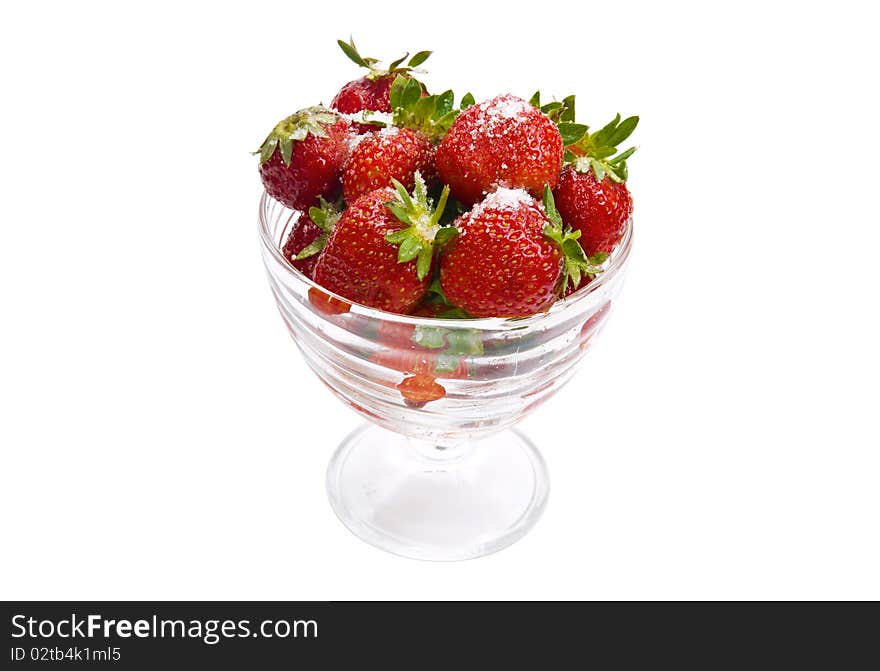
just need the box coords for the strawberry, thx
[371,348,468,380]
[307,287,350,316]
[373,320,481,407]
[554,114,638,257]
[331,38,432,116]
[436,94,563,205]
[313,175,453,314]
[342,127,435,201]
[256,107,351,211]
[333,75,396,115]
[396,375,446,408]
[282,214,322,278]
[556,166,631,256]
[439,187,601,318]
[281,198,343,278]
[341,76,461,201]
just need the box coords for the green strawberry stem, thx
[541,185,607,292]
[388,75,459,143]
[564,113,639,183]
[383,173,455,281]
[255,106,339,166]
[337,37,431,80]
[529,91,577,124]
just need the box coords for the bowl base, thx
[326,424,549,561]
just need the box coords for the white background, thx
[2,1,878,600]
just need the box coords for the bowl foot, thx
[326,424,549,561]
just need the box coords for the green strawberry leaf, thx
[460,92,475,109]
[416,246,433,280]
[337,37,371,68]
[542,185,564,229]
[560,95,576,122]
[402,77,422,108]
[387,53,410,72]
[608,116,639,146]
[397,235,423,263]
[385,228,411,244]
[408,51,432,67]
[295,233,329,260]
[436,90,454,117]
[278,137,293,165]
[558,123,589,146]
[259,137,277,163]
[428,276,448,303]
[535,95,577,124]
[434,226,458,246]
[610,146,637,164]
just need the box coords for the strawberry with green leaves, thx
[341,76,460,201]
[436,94,564,205]
[373,322,482,407]
[281,198,343,278]
[313,174,454,314]
[257,107,351,211]
[439,186,601,318]
[553,114,638,257]
[331,37,432,116]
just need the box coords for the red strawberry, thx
[436,94,563,205]
[332,75,396,115]
[371,348,468,379]
[554,114,638,257]
[281,198,343,278]
[330,38,432,116]
[307,287,351,316]
[341,77,461,200]
[439,187,600,318]
[555,168,633,257]
[372,322,475,407]
[313,177,452,314]
[257,107,351,211]
[342,127,435,201]
[282,214,322,278]
[397,375,446,408]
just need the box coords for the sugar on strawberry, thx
[436,94,564,205]
[342,126,435,201]
[439,186,602,318]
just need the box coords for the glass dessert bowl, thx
[259,192,632,561]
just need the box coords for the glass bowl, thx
[258,192,632,560]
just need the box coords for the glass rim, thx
[258,190,633,331]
